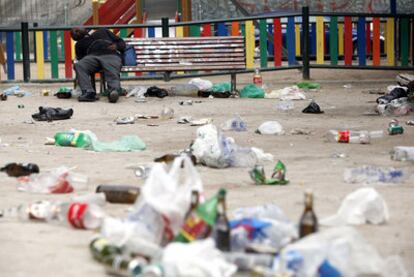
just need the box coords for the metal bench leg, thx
[91,74,96,92]
[231,72,237,96]
[163,71,171,82]
[99,72,107,94]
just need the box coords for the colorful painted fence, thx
[0,10,413,82]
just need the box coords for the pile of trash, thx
[375,73,414,116]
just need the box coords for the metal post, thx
[33,22,38,63]
[302,6,310,80]
[231,72,237,94]
[390,0,397,65]
[162,17,169,37]
[21,22,31,82]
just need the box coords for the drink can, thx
[388,120,404,135]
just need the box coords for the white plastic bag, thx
[138,155,203,235]
[320,187,389,226]
[256,121,284,135]
[189,78,213,91]
[162,239,237,277]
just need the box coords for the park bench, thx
[95,36,246,94]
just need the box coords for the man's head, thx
[70,28,88,41]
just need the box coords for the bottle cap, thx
[218,188,227,197]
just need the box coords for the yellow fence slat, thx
[316,16,324,64]
[245,20,255,69]
[295,24,301,56]
[35,31,45,79]
[338,23,344,56]
[386,18,394,65]
[176,26,184,74]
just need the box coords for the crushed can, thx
[388,119,404,135]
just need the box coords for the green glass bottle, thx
[89,237,122,264]
[54,131,92,148]
[174,189,223,243]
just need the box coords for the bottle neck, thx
[218,196,226,215]
[304,193,313,212]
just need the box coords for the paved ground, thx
[0,69,413,276]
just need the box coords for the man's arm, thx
[105,29,126,52]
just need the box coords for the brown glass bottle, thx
[215,189,231,251]
[185,190,199,220]
[96,185,140,204]
[299,190,318,238]
[0,163,39,177]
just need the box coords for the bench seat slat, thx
[134,44,244,50]
[122,64,245,72]
[136,57,245,63]
[137,53,245,59]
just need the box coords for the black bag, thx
[123,46,137,66]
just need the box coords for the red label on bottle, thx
[67,203,88,229]
[338,131,350,143]
[179,213,210,242]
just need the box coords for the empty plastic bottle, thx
[328,130,383,144]
[0,200,105,229]
[253,68,263,87]
[54,131,92,148]
[344,165,409,184]
[221,115,247,131]
[276,101,294,111]
[223,252,274,271]
[390,146,414,161]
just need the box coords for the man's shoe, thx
[78,91,97,102]
[108,90,119,103]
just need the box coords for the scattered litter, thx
[256,121,284,135]
[41,89,50,96]
[221,115,247,131]
[126,86,146,98]
[32,106,73,121]
[377,87,407,104]
[115,116,135,125]
[191,124,273,168]
[331,152,347,158]
[390,146,414,161]
[249,161,289,185]
[267,86,306,100]
[344,165,409,184]
[179,100,193,105]
[321,188,389,226]
[55,87,72,99]
[396,73,414,86]
[328,129,383,144]
[0,93,7,101]
[240,84,265,98]
[388,119,404,135]
[376,97,413,116]
[160,107,174,120]
[189,78,213,91]
[0,162,39,177]
[177,116,193,124]
[296,81,320,90]
[3,85,32,97]
[145,86,168,98]
[343,84,352,89]
[178,117,212,126]
[23,119,35,124]
[135,114,159,119]
[17,104,24,109]
[169,84,199,97]
[302,100,324,114]
[17,166,87,194]
[290,128,311,135]
[406,120,414,126]
[53,130,146,152]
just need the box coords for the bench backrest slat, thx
[123,36,246,71]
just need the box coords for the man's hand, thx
[107,43,117,51]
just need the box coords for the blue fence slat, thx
[311,23,316,56]
[43,31,49,60]
[267,23,274,56]
[148,27,155,76]
[357,17,366,66]
[6,32,15,80]
[217,23,228,36]
[287,17,296,65]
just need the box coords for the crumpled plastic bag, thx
[162,238,237,277]
[240,84,265,98]
[191,124,273,168]
[266,86,306,100]
[17,166,87,194]
[134,156,203,238]
[189,78,213,91]
[256,121,284,135]
[231,204,297,251]
[320,187,389,226]
[274,226,406,277]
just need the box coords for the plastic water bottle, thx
[328,130,383,144]
[253,68,263,87]
[344,165,409,184]
[390,146,414,161]
[0,200,105,229]
[222,115,247,131]
[54,131,92,148]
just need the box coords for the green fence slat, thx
[259,19,267,68]
[120,28,128,77]
[241,23,245,37]
[50,31,59,79]
[189,25,201,37]
[329,16,338,65]
[15,32,22,61]
[400,18,409,66]
[60,30,65,59]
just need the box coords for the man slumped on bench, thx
[71,27,125,103]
